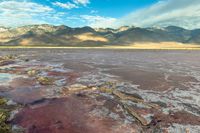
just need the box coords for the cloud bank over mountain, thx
[115,0,200,29]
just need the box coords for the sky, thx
[0,0,200,29]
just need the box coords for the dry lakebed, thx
[0,49,200,133]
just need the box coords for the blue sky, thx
[0,0,200,29]
[33,0,158,18]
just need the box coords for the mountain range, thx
[0,25,200,46]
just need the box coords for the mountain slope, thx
[0,25,200,46]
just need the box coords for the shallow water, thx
[0,73,14,84]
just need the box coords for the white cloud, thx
[53,0,90,9]
[81,15,117,28]
[0,0,53,13]
[73,0,90,6]
[90,10,98,14]
[0,0,66,27]
[115,0,200,29]
[52,2,78,9]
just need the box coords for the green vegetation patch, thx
[0,98,7,106]
[0,98,11,133]
[0,109,11,133]
[0,97,21,133]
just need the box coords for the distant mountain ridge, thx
[0,24,200,46]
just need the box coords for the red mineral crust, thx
[152,111,200,126]
[12,96,138,133]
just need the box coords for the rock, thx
[1,55,16,60]
[110,90,154,126]
[113,90,160,109]
[0,60,15,66]
[120,91,143,100]
[68,84,88,91]
[151,101,167,108]
[99,87,113,94]
[113,90,144,103]
[0,55,16,66]
[123,105,149,126]
[37,77,54,85]
[61,84,97,95]
[99,82,116,89]
[144,102,161,109]
[24,59,29,62]
[27,70,38,77]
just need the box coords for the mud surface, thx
[0,49,200,133]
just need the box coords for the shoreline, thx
[0,46,200,50]
[1,42,200,50]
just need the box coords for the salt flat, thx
[0,49,200,133]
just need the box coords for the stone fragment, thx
[27,70,38,77]
[99,87,113,94]
[24,59,30,62]
[124,105,149,126]
[2,55,16,60]
[113,90,144,103]
[113,90,160,109]
[37,77,54,85]
[68,84,88,91]
[0,60,15,66]
[144,102,161,109]
[0,55,16,66]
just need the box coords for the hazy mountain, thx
[0,24,200,46]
